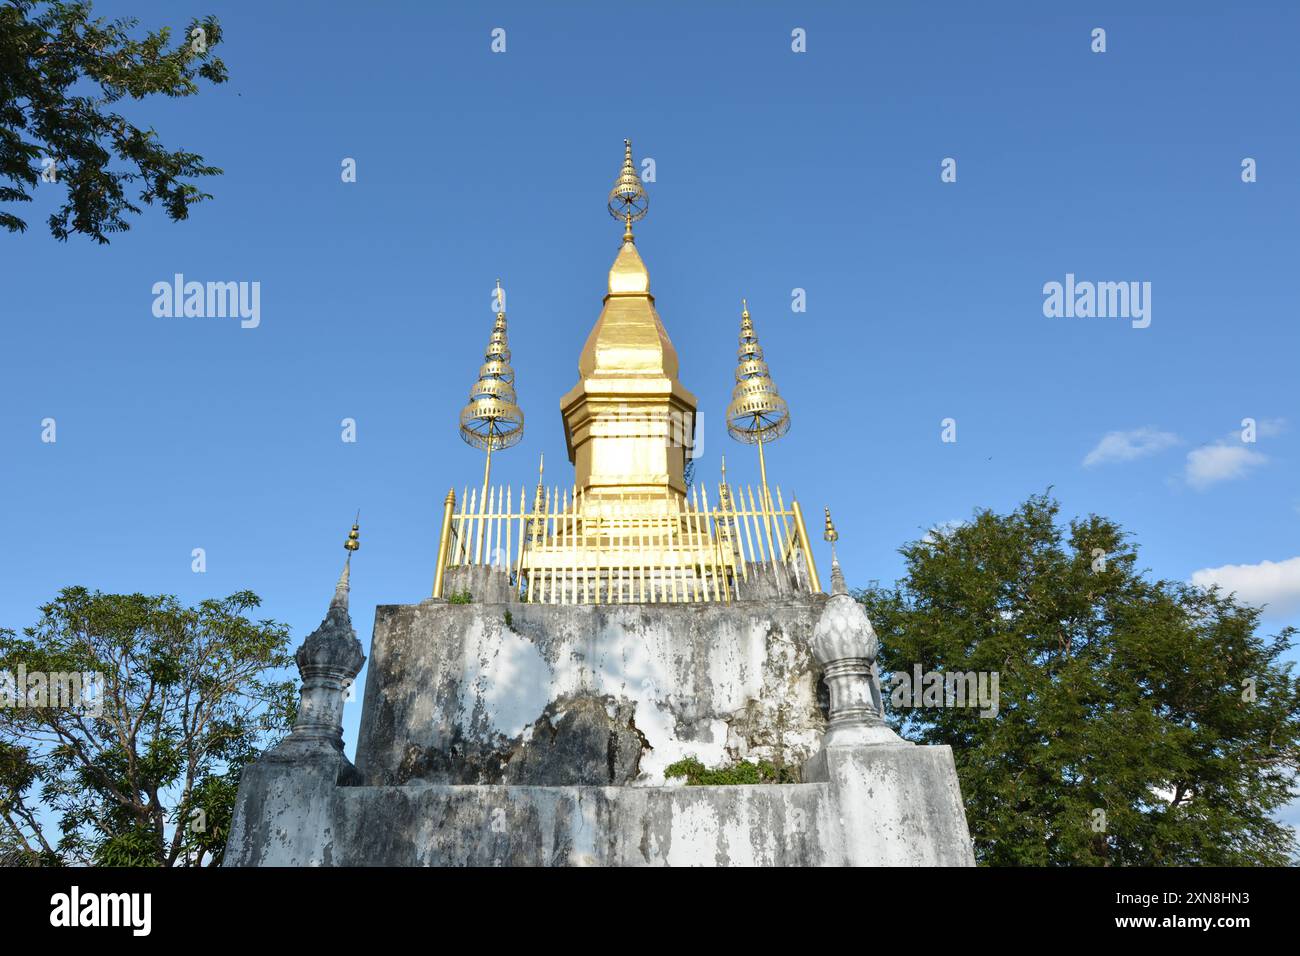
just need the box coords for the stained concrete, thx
[225,592,977,867]
[225,741,973,866]
[355,592,828,786]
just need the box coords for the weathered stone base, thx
[804,742,974,865]
[356,593,829,786]
[227,585,976,866]
[224,741,974,866]
[225,748,357,866]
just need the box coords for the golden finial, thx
[460,277,524,503]
[718,455,733,510]
[608,138,648,239]
[726,298,790,515]
[332,513,359,610]
[459,282,523,453]
[823,507,846,594]
[726,300,790,446]
[345,511,361,551]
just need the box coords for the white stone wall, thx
[354,597,828,785]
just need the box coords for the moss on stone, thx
[663,756,799,786]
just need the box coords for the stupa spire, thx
[331,513,360,610]
[561,139,698,500]
[273,513,366,761]
[608,138,648,241]
[459,278,525,504]
[433,140,825,606]
[824,507,844,595]
[725,299,791,515]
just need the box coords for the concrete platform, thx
[224,741,974,866]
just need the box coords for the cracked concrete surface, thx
[355,593,829,786]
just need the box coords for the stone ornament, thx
[810,555,905,747]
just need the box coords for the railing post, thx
[433,488,456,598]
[791,498,822,594]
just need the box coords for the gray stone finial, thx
[810,557,904,747]
[330,553,351,611]
[829,548,847,596]
[273,556,366,759]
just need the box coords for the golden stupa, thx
[561,139,698,502]
[432,140,821,603]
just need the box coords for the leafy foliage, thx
[447,590,473,605]
[0,0,227,242]
[0,587,294,866]
[858,493,1300,866]
[664,756,799,786]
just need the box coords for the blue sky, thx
[3,1,1298,827]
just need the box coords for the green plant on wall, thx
[664,757,798,786]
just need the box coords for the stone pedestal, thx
[225,594,976,867]
[803,743,974,866]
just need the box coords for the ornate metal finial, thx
[608,138,648,238]
[725,300,790,446]
[823,507,844,594]
[459,281,524,455]
[726,298,790,517]
[460,279,524,506]
[331,515,359,611]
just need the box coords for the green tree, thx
[0,0,227,242]
[859,493,1300,866]
[0,588,295,866]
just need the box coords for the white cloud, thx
[1191,556,1300,616]
[1185,443,1267,489]
[1082,427,1180,467]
